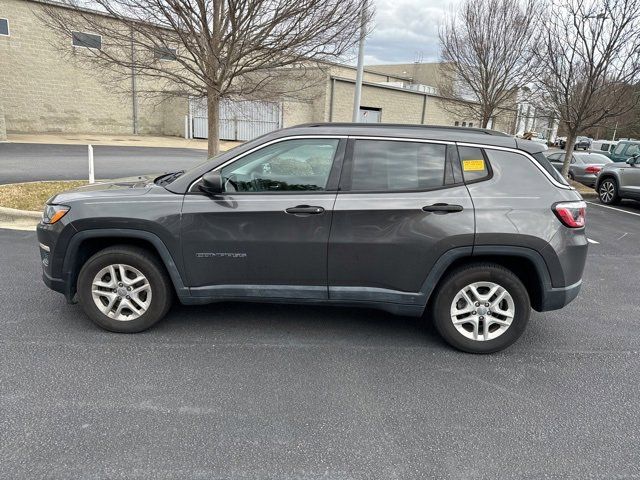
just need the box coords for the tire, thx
[598,177,620,205]
[568,171,575,181]
[430,263,530,354]
[77,245,173,333]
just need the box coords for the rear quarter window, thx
[531,152,569,185]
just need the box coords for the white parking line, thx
[587,201,640,217]
[588,238,599,244]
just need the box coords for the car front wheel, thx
[77,246,173,333]
[598,178,620,205]
[431,264,530,354]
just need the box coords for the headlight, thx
[42,204,70,224]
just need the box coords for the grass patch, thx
[0,180,88,211]
[569,179,596,195]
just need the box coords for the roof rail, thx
[292,122,512,137]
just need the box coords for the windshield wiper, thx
[155,170,185,185]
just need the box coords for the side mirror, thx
[199,171,223,195]
[627,156,638,165]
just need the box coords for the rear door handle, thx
[285,205,325,215]
[422,203,464,213]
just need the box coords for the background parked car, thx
[608,140,640,162]
[596,155,640,204]
[546,151,612,187]
[554,136,567,147]
[559,136,591,150]
[590,139,618,158]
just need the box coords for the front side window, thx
[348,140,446,191]
[72,31,102,49]
[459,146,490,182]
[613,143,626,155]
[220,138,339,192]
[0,18,9,36]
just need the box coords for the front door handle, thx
[422,203,464,213]
[285,205,325,215]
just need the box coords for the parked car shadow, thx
[156,301,449,349]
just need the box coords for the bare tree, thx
[38,0,370,156]
[537,0,640,177]
[438,0,541,128]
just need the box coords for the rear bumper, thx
[538,279,582,312]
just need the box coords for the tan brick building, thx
[0,0,517,141]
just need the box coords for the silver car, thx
[596,155,640,204]
[547,151,612,187]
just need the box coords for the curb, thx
[0,206,41,231]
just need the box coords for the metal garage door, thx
[190,97,282,141]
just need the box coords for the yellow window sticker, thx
[462,159,485,171]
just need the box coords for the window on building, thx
[469,122,473,127]
[0,18,9,36]
[454,121,459,126]
[347,140,447,191]
[154,46,177,61]
[72,31,102,50]
[462,122,467,127]
[459,146,490,182]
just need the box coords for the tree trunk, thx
[562,133,577,178]
[207,92,220,158]
[481,109,492,129]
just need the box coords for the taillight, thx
[553,201,586,228]
[584,166,602,174]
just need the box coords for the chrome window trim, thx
[456,142,574,190]
[349,136,455,145]
[187,135,347,193]
[189,135,574,193]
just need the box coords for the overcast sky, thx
[363,0,458,65]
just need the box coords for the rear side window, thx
[458,147,490,182]
[347,140,446,191]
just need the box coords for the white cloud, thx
[363,0,460,65]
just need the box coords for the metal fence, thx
[190,97,282,141]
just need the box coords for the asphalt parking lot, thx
[1,201,639,479]
[0,143,207,183]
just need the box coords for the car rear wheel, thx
[431,264,530,354]
[598,178,620,205]
[568,171,575,181]
[77,246,173,333]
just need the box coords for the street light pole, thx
[352,0,367,122]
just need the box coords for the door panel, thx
[327,139,474,301]
[181,193,336,296]
[328,187,474,297]
[620,164,640,194]
[180,137,344,299]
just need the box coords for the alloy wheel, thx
[599,181,615,203]
[450,282,515,341]
[91,264,152,321]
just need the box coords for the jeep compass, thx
[37,124,588,353]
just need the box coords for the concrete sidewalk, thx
[7,133,242,151]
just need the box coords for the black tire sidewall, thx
[77,249,172,333]
[432,266,530,354]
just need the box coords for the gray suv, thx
[37,124,588,353]
[596,155,640,204]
